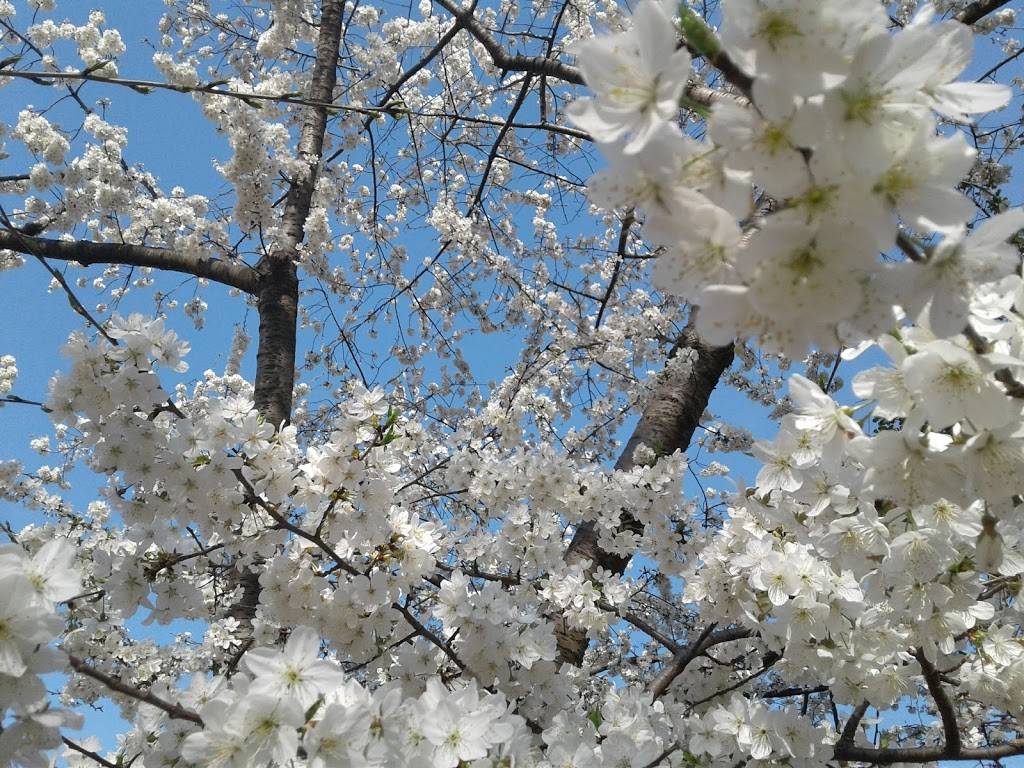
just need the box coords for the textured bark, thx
[234,0,345,635]
[647,625,752,699]
[251,0,344,428]
[0,230,258,293]
[554,316,734,666]
[254,262,300,428]
[956,0,1012,25]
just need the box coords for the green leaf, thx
[0,54,23,70]
[303,697,324,723]
[678,5,721,61]
[587,709,603,729]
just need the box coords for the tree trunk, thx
[232,0,345,635]
[554,316,734,666]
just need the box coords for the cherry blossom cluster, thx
[0,353,15,395]
[567,0,1024,759]
[572,0,1015,356]
[27,313,721,766]
[24,9,126,76]
[686,351,1024,718]
[0,539,82,766]
[174,626,532,768]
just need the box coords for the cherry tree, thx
[1,0,1023,766]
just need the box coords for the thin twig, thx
[595,212,635,330]
[0,394,49,409]
[393,600,466,670]
[642,744,679,768]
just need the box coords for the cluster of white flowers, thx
[254,0,313,59]
[28,308,719,766]
[12,110,70,166]
[26,10,125,75]
[573,0,1014,357]
[0,539,82,766]
[686,356,1024,710]
[38,294,1024,764]
[686,695,822,762]
[10,109,223,271]
[173,625,531,768]
[0,353,16,396]
[564,0,1024,760]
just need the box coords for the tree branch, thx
[0,67,385,117]
[555,314,734,665]
[0,394,48,409]
[232,0,349,647]
[30,250,117,343]
[595,212,635,330]
[828,699,1024,764]
[760,684,830,699]
[834,740,1024,764]
[470,73,534,212]
[608,604,683,655]
[687,650,781,707]
[235,472,361,578]
[647,626,755,700]
[956,0,1013,25]
[61,737,120,768]
[393,601,467,671]
[433,0,584,84]
[0,230,258,293]
[353,0,478,136]
[914,648,962,755]
[648,622,718,699]
[67,654,203,725]
[432,0,728,107]
[252,0,345,427]
[642,745,679,768]
[837,699,870,750]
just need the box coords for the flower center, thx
[874,166,918,205]
[756,11,802,50]
[841,86,885,125]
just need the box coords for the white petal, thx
[930,82,1012,119]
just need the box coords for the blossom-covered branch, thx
[67,655,204,725]
[0,229,258,293]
